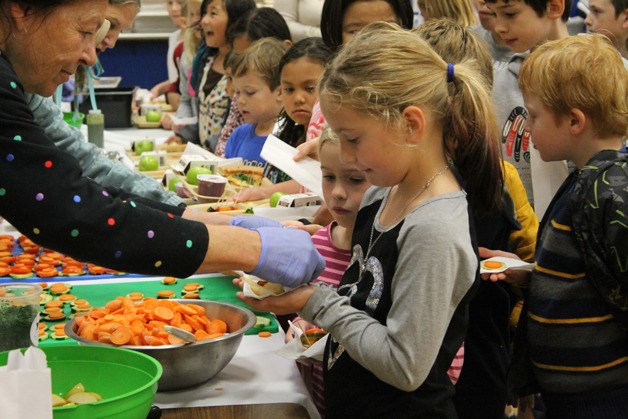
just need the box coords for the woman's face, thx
[97,4,139,54]
[342,0,398,44]
[6,0,106,96]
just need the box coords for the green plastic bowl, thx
[0,345,162,419]
[63,112,85,129]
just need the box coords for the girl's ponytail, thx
[445,61,502,212]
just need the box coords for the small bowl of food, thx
[65,299,256,391]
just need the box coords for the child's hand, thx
[479,247,532,287]
[281,220,324,235]
[293,139,319,161]
[160,113,173,130]
[165,135,183,145]
[233,278,317,315]
[232,187,270,203]
[285,318,311,343]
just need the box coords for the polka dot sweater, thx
[0,53,208,277]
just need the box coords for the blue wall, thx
[98,40,169,90]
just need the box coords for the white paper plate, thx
[480,256,535,274]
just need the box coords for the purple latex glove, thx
[229,215,283,229]
[250,226,325,288]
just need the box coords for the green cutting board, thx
[39,275,277,346]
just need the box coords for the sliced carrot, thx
[171,311,183,327]
[174,304,196,316]
[183,314,203,332]
[45,300,63,308]
[167,334,187,345]
[186,304,206,316]
[208,319,227,335]
[179,323,193,333]
[483,260,505,269]
[127,292,144,302]
[258,331,272,338]
[49,283,69,294]
[44,307,61,314]
[194,329,211,340]
[58,294,76,302]
[37,268,58,278]
[182,293,200,299]
[153,306,174,322]
[104,299,122,312]
[110,326,133,345]
[162,276,176,284]
[157,290,175,299]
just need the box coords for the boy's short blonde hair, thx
[317,128,339,156]
[231,37,289,90]
[519,34,628,139]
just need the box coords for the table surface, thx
[32,273,319,418]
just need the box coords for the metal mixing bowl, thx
[65,300,256,391]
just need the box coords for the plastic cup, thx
[197,174,228,197]
[0,283,42,352]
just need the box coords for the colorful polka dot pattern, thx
[1,71,204,276]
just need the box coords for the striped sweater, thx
[528,179,628,393]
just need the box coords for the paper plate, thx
[480,257,534,274]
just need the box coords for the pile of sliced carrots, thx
[74,297,228,346]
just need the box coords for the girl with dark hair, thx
[167,0,256,149]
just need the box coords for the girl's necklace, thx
[365,164,451,259]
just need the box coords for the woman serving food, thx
[0,0,324,288]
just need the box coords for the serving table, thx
[0,125,320,418]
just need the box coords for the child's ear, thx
[273,86,283,103]
[401,106,426,145]
[568,108,587,136]
[621,8,628,29]
[546,0,565,21]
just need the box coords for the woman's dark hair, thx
[320,0,414,51]
[277,37,333,147]
[227,7,292,45]
[191,0,256,90]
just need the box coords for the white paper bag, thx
[0,347,52,419]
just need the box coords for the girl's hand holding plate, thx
[233,277,316,315]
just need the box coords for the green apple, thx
[139,155,159,171]
[145,110,162,123]
[186,166,212,185]
[269,192,287,208]
[135,140,154,155]
[168,177,182,192]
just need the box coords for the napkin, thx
[0,347,52,418]
[260,135,323,198]
[277,334,328,362]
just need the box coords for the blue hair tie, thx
[447,63,455,83]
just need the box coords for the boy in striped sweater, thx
[482,34,628,418]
